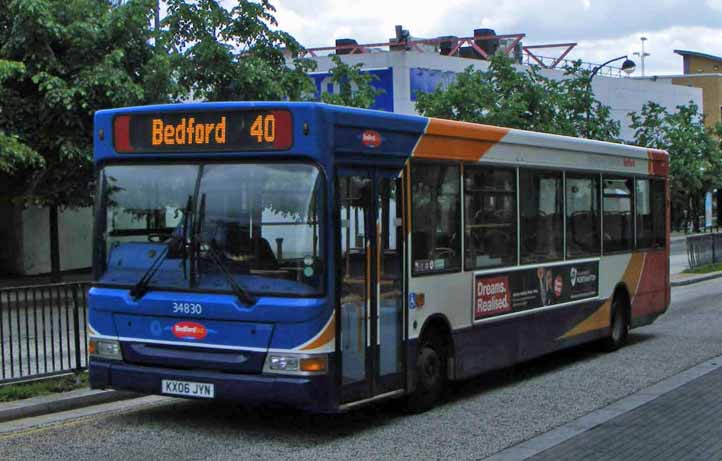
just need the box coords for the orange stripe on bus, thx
[623,253,646,300]
[413,118,509,160]
[559,299,611,339]
[300,312,336,351]
[560,252,647,340]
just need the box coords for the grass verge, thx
[683,262,722,274]
[0,372,88,403]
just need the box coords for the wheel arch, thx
[611,282,632,325]
[417,314,455,378]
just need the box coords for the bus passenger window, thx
[603,177,634,253]
[566,174,600,258]
[411,162,461,275]
[520,170,563,264]
[636,178,654,249]
[652,180,666,248]
[464,166,516,269]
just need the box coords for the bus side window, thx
[464,165,516,269]
[635,178,654,249]
[411,162,461,275]
[520,169,563,264]
[566,174,601,258]
[603,177,634,253]
[652,180,666,248]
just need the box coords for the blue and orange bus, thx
[89,102,669,412]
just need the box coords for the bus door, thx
[337,168,405,404]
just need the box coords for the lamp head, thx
[621,58,636,75]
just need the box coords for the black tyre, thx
[406,339,446,413]
[602,294,629,351]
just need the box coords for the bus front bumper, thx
[89,360,337,412]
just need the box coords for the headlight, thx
[264,353,327,375]
[89,338,123,361]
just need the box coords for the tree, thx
[414,54,620,142]
[0,0,173,208]
[629,101,722,232]
[320,55,383,108]
[162,0,316,102]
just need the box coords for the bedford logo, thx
[361,130,382,148]
[570,267,577,287]
[172,321,207,340]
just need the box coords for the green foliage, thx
[414,55,620,142]
[629,101,722,231]
[0,0,171,207]
[320,55,382,108]
[162,0,316,101]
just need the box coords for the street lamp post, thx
[585,55,636,138]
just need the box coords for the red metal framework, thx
[523,43,578,69]
[302,34,527,59]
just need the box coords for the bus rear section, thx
[88,130,338,411]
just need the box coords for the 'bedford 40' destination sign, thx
[113,109,293,153]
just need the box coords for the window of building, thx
[411,162,461,274]
[520,170,563,264]
[464,166,516,269]
[603,177,634,252]
[566,174,600,258]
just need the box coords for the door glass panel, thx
[339,176,371,386]
[378,177,403,377]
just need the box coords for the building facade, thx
[307,46,702,141]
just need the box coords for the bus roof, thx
[94,101,668,177]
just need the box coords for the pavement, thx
[0,388,138,423]
[487,354,722,460]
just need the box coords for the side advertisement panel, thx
[473,261,599,322]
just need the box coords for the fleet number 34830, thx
[172,302,202,315]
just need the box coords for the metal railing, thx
[0,282,90,384]
[687,233,722,269]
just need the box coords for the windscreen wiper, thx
[203,244,256,306]
[194,193,256,306]
[130,195,193,300]
[129,245,170,300]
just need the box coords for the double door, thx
[337,168,405,403]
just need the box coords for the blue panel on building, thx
[409,67,458,101]
[310,68,394,112]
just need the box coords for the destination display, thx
[113,109,293,153]
[473,260,599,321]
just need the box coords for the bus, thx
[88,102,669,412]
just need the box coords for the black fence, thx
[0,282,90,384]
[687,233,722,269]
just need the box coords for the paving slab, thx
[485,355,722,461]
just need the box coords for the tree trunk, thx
[49,205,61,282]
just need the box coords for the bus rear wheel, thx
[602,294,629,351]
[406,338,446,413]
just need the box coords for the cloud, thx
[220,0,722,75]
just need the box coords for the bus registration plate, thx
[161,380,215,399]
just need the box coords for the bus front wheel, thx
[406,338,446,412]
[602,294,629,351]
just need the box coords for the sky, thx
[245,0,722,76]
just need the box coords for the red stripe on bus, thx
[647,149,669,177]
